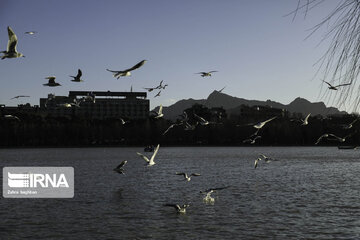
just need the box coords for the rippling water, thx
[1,147,360,239]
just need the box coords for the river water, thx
[1,147,359,239]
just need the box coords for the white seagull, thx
[113,160,127,174]
[1,26,24,59]
[200,186,229,203]
[43,76,61,87]
[70,69,84,82]
[153,105,163,119]
[164,204,189,214]
[176,172,201,181]
[254,157,261,169]
[106,60,146,79]
[301,113,311,125]
[25,31,37,35]
[136,144,160,166]
[3,114,20,121]
[196,71,218,77]
[253,116,277,129]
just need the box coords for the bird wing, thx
[106,69,123,74]
[209,71,218,73]
[195,72,207,74]
[323,81,333,87]
[7,26,18,52]
[116,160,127,169]
[259,154,267,159]
[191,173,201,176]
[327,133,343,141]
[304,113,311,121]
[124,60,146,72]
[350,118,358,125]
[158,105,163,115]
[334,82,352,87]
[76,69,82,78]
[164,204,180,210]
[136,152,150,163]
[176,172,186,176]
[263,116,277,124]
[150,144,160,163]
[162,124,174,135]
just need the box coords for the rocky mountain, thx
[156,91,345,120]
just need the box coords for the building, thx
[39,91,149,120]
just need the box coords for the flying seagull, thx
[10,95,30,100]
[175,172,201,181]
[43,76,61,87]
[253,116,277,129]
[343,118,358,129]
[113,160,127,174]
[154,91,161,98]
[323,80,351,90]
[196,71,218,77]
[70,69,84,82]
[136,144,160,166]
[162,123,181,135]
[200,186,229,203]
[163,204,189,214]
[290,113,310,125]
[25,31,37,35]
[194,113,209,126]
[243,135,261,144]
[3,114,20,121]
[314,133,353,145]
[259,154,273,163]
[153,105,163,119]
[1,26,24,59]
[106,60,146,79]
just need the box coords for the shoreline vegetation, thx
[1,103,359,148]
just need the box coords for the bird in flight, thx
[1,26,25,59]
[106,60,146,79]
[136,144,160,166]
[194,113,210,126]
[342,118,358,129]
[243,135,261,145]
[195,71,218,77]
[25,31,37,35]
[200,186,229,203]
[70,69,84,82]
[152,105,163,119]
[176,172,201,181]
[323,80,351,90]
[3,114,20,121]
[154,91,161,98]
[10,95,30,100]
[292,113,311,125]
[253,116,277,129]
[113,160,127,174]
[315,133,354,145]
[163,204,189,214]
[43,76,61,87]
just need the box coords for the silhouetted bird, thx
[323,80,351,90]
[70,69,84,82]
[106,60,146,79]
[196,71,218,77]
[10,95,30,100]
[43,76,61,87]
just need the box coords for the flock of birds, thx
[113,144,231,213]
[2,26,218,103]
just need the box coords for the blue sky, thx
[0,0,341,110]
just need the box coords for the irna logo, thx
[3,167,74,198]
[8,172,69,188]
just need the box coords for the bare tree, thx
[291,0,360,110]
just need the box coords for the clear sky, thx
[0,0,342,111]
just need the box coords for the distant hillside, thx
[156,91,345,120]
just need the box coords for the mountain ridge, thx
[157,91,346,120]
